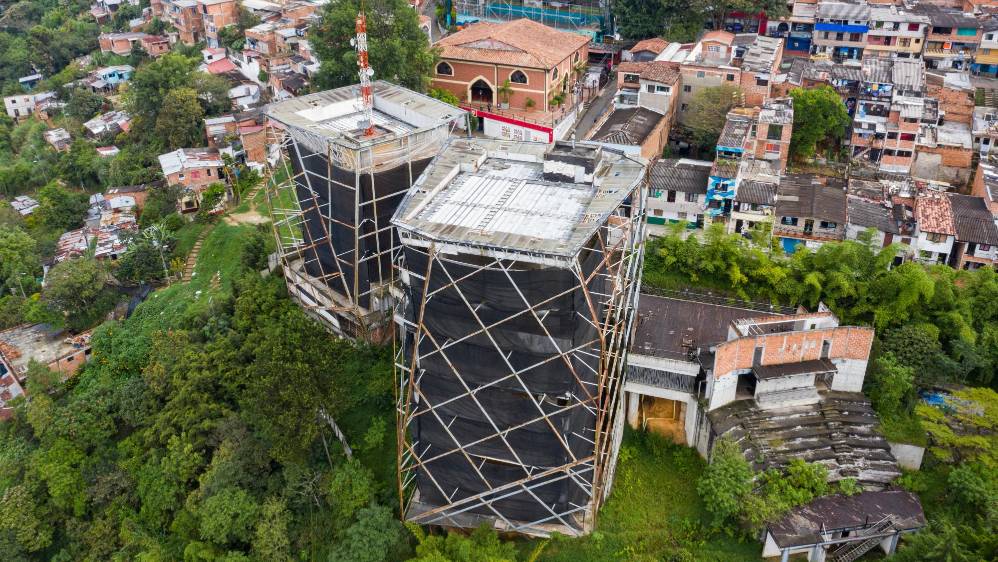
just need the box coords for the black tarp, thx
[402,234,611,527]
[288,140,430,309]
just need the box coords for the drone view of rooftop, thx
[266,81,465,341]
[393,139,647,536]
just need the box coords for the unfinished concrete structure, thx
[393,139,647,537]
[265,82,465,341]
[625,292,902,489]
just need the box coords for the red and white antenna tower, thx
[355,10,375,137]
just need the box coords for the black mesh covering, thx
[287,140,431,309]
[402,234,612,528]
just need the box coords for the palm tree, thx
[497,79,513,109]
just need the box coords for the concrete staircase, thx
[181,226,213,282]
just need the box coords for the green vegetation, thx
[788,86,851,162]
[311,0,436,92]
[649,225,998,560]
[679,84,743,157]
[612,0,787,41]
[0,223,415,560]
[534,431,759,561]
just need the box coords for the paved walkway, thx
[570,80,617,139]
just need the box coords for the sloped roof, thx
[776,174,848,223]
[435,18,589,70]
[769,490,925,548]
[736,180,777,205]
[741,36,782,73]
[590,107,665,146]
[206,57,237,74]
[847,195,899,234]
[914,193,955,235]
[949,193,998,244]
[631,37,669,55]
[616,61,680,84]
[649,159,711,194]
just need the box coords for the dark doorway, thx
[470,79,493,104]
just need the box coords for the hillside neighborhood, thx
[0,0,996,561]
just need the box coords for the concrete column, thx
[886,532,901,556]
[780,548,790,562]
[811,543,826,562]
[627,391,640,429]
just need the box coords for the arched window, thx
[510,70,527,84]
[574,52,580,63]
[436,62,453,76]
[552,67,559,80]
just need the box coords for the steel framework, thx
[265,84,463,341]
[393,141,647,536]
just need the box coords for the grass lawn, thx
[171,220,208,261]
[524,430,762,562]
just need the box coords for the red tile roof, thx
[631,37,669,54]
[435,18,590,70]
[206,57,237,75]
[616,61,680,84]
[915,193,955,235]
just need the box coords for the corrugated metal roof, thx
[735,180,777,205]
[817,1,870,21]
[949,193,998,244]
[649,159,711,194]
[776,174,848,223]
[847,195,899,234]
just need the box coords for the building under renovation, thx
[393,139,647,536]
[266,81,465,341]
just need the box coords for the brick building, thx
[675,31,741,124]
[157,147,226,212]
[99,32,148,56]
[431,19,590,143]
[812,1,870,62]
[737,35,783,107]
[151,0,237,46]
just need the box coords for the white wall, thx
[831,358,867,392]
[483,116,551,143]
[889,442,925,470]
[756,372,815,395]
[707,373,738,410]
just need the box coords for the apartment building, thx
[865,5,930,59]
[151,0,237,46]
[949,193,998,269]
[973,21,998,76]
[812,1,871,62]
[912,192,957,264]
[971,160,998,215]
[738,35,783,107]
[590,61,679,157]
[774,174,849,252]
[915,5,982,70]
[646,158,712,231]
[675,31,741,124]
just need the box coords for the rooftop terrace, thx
[392,139,646,260]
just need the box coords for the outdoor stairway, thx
[181,226,213,282]
[828,517,894,562]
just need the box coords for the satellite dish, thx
[366,68,375,77]
[350,38,356,47]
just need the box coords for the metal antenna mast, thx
[355,9,375,137]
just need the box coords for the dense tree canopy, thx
[788,86,851,161]
[682,84,742,154]
[311,0,435,92]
